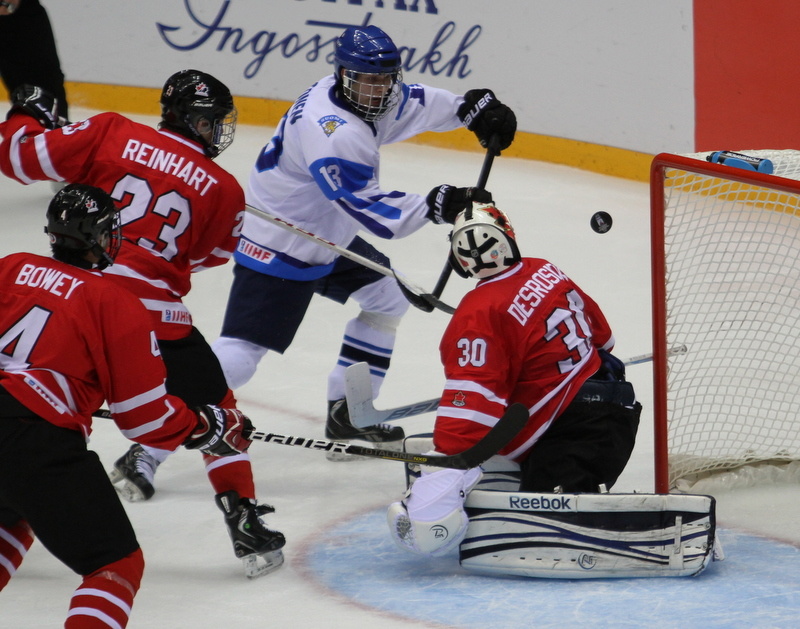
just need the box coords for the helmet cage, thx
[46,184,121,270]
[448,203,521,279]
[340,69,403,122]
[159,69,237,157]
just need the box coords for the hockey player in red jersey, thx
[0,70,285,577]
[0,184,253,627]
[387,203,642,556]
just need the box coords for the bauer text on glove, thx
[457,89,516,152]
[426,185,493,225]
[184,406,253,456]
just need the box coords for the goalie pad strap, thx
[460,491,717,579]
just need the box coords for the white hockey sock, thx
[327,313,398,401]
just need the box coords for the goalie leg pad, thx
[459,491,718,579]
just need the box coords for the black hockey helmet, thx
[159,69,237,158]
[46,183,121,270]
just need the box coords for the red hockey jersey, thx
[0,252,198,449]
[0,112,244,339]
[434,258,615,461]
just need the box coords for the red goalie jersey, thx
[0,252,198,448]
[433,258,614,461]
[0,112,244,340]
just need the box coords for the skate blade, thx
[108,469,151,502]
[325,439,404,462]
[243,549,285,579]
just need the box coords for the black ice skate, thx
[324,399,404,461]
[215,490,286,579]
[108,444,160,502]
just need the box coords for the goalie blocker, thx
[460,490,719,579]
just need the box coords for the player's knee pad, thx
[356,309,402,335]
[387,467,482,557]
[211,336,268,390]
[352,276,410,318]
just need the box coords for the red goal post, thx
[651,151,800,493]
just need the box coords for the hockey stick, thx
[345,344,689,428]
[91,403,527,470]
[624,344,688,366]
[431,142,498,299]
[245,402,527,469]
[244,204,455,315]
[345,361,440,428]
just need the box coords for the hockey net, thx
[652,150,800,493]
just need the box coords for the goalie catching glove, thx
[426,185,493,225]
[387,466,483,557]
[184,405,253,456]
[8,84,69,130]
[457,89,516,153]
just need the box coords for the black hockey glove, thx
[8,84,68,130]
[426,185,493,225]
[457,89,517,154]
[184,405,253,456]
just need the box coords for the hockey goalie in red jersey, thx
[0,185,253,628]
[0,70,285,578]
[388,203,642,556]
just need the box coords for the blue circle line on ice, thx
[302,507,800,629]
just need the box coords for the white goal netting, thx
[654,150,800,492]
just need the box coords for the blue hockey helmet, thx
[334,25,402,75]
[333,26,403,121]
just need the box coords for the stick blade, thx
[344,362,376,427]
[393,271,456,315]
[345,362,439,428]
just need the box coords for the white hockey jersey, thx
[238,74,464,280]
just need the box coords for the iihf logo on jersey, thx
[318,115,347,137]
[195,82,210,98]
[451,391,467,407]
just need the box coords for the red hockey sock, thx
[203,453,256,499]
[0,520,34,590]
[65,547,144,629]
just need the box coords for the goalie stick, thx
[345,343,690,428]
[244,204,455,315]
[91,403,527,469]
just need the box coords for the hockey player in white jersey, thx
[212,25,516,447]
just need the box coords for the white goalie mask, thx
[448,203,521,279]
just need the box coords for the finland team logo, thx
[318,115,347,137]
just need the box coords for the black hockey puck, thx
[590,211,613,234]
